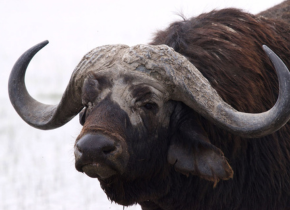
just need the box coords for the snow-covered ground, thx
[0,0,284,209]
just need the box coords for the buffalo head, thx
[8,41,290,204]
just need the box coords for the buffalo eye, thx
[143,102,157,111]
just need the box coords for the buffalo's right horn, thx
[8,41,83,130]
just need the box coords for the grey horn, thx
[180,45,290,138]
[122,44,290,138]
[8,41,83,130]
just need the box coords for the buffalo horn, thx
[180,45,290,138]
[122,44,290,138]
[8,41,83,130]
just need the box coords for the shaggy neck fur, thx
[147,8,290,210]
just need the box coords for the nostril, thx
[102,145,116,155]
[76,143,83,153]
[74,144,83,161]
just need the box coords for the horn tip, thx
[262,45,272,54]
[262,45,277,60]
[40,40,49,47]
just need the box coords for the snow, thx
[0,0,284,209]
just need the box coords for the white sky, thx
[0,0,285,99]
[0,0,285,209]
[1,0,285,50]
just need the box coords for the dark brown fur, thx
[147,8,290,210]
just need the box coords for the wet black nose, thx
[75,133,117,162]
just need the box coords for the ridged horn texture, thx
[9,42,290,138]
[121,44,290,138]
[8,41,83,130]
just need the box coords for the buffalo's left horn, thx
[8,41,83,130]
[123,44,290,138]
[177,45,290,138]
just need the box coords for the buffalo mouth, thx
[75,160,117,179]
[74,133,127,179]
[81,163,117,179]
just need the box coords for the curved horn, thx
[177,45,290,138]
[8,41,83,130]
[173,45,290,138]
[123,44,290,138]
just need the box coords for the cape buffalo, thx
[8,1,290,209]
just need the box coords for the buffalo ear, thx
[167,114,233,185]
